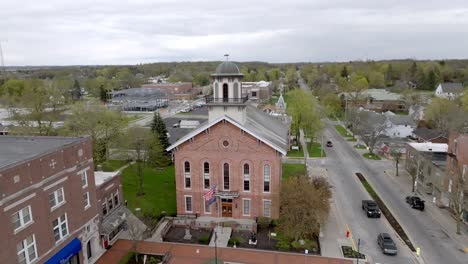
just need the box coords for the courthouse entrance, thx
[221,198,233,217]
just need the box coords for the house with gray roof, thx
[435,82,465,100]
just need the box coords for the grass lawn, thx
[308,142,326,157]
[282,163,307,179]
[101,160,129,172]
[287,148,304,158]
[354,144,367,149]
[334,125,353,138]
[121,164,176,216]
[363,153,382,160]
[347,137,357,142]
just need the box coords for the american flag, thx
[203,185,217,201]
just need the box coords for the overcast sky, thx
[1,0,468,66]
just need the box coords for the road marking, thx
[346,223,358,250]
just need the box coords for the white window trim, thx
[184,161,191,190]
[242,198,251,216]
[102,202,108,215]
[184,195,193,213]
[84,192,91,210]
[223,163,230,191]
[263,164,271,193]
[204,200,211,214]
[50,187,66,212]
[53,214,69,244]
[114,191,120,206]
[203,162,210,190]
[17,234,38,264]
[263,199,272,217]
[243,164,250,193]
[12,206,34,234]
[80,170,88,188]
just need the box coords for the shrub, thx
[276,237,291,251]
[228,237,244,247]
[257,217,271,229]
[198,235,210,245]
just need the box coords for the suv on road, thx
[326,141,333,147]
[362,200,381,218]
[406,196,425,211]
[377,233,398,255]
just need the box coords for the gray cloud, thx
[1,0,468,65]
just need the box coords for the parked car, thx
[362,200,381,218]
[326,141,333,147]
[406,196,425,211]
[377,233,398,255]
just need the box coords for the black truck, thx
[362,200,381,218]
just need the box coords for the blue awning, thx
[45,238,82,264]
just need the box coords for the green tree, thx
[368,71,385,88]
[72,79,81,100]
[278,175,331,241]
[150,111,170,151]
[409,61,418,82]
[62,100,128,165]
[425,70,438,90]
[99,85,107,102]
[286,89,322,142]
[385,64,394,85]
[340,66,349,78]
[0,79,25,98]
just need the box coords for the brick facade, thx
[0,137,104,264]
[173,121,281,219]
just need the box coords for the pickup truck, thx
[362,200,381,218]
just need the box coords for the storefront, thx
[45,238,81,264]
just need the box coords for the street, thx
[319,122,466,264]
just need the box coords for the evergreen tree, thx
[409,62,418,82]
[72,79,81,100]
[99,85,107,102]
[385,64,394,85]
[340,66,349,78]
[150,112,170,151]
[426,70,438,91]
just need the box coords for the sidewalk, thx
[384,169,468,253]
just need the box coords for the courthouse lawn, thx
[282,163,307,179]
[101,160,129,172]
[308,142,326,157]
[287,148,304,158]
[121,164,176,216]
[334,125,353,138]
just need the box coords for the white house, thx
[434,82,464,100]
[383,111,416,138]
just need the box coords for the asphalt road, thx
[321,122,466,264]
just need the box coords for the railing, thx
[205,95,248,104]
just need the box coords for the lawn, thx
[354,144,367,149]
[282,163,307,179]
[334,125,353,138]
[101,160,129,172]
[308,142,325,157]
[121,164,176,217]
[347,137,357,142]
[363,153,381,160]
[287,147,304,158]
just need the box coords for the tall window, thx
[243,164,250,192]
[203,162,210,189]
[52,214,68,243]
[223,163,230,190]
[185,196,192,212]
[108,197,114,211]
[243,199,251,216]
[263,200,272,217]
[204,201,211,213]
[80,170,88,188]
[114,192,119,206]
[102,202,108,216]
[49,187,65,209]
[83,192,90,209]
[17,235,37,264]
[263,164,271,192]
[12,206,33,231]
[184,161,191,188]
[223,83,229,102]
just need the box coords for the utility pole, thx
[0,40,6,76]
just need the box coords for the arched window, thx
[223,163,230,190]
[223,83,229,102]
[184,161,191,188]
[233,82,239,98]
[263,164,271,192]
[243,164,250,192]
[203,162,210,189]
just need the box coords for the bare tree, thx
[448,159,467,235]
[354,111,387,154]
[390,148,403,176]
[126,216,144,263]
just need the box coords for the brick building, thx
[167,61,289,220]
[0,136,104,264]
[445,133,468,223]
[94,170,128,249]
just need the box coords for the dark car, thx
[406,196,425,211]
[377,233,398,255]
[326,141,333,147]
[362,200,381,218]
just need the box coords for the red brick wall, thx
[444,133,468,193]
[173,121,281,219]
[0,138,99,263]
